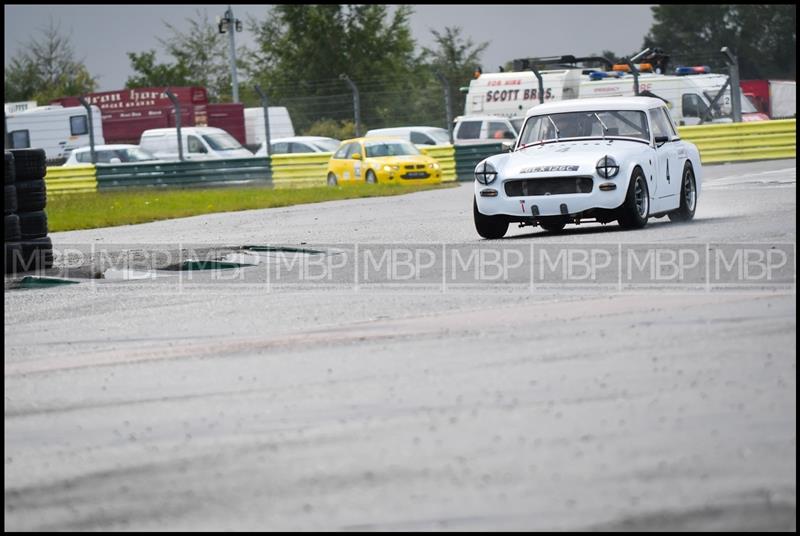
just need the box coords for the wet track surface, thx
[4,160,796,530]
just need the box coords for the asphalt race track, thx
[4,159,796,530]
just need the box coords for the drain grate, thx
[242,245,325,255]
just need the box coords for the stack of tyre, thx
[4,149,53,274]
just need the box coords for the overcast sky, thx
[5,4,656,93]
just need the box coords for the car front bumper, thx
[474,176,627,217]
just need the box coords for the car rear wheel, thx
[327,173,338,186]
[668,162,697,222]
[539,218,566,233]
[473,197,508,239]
[366,170,377,184]
[617,167,649,230]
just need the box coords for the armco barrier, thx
[44,164,97,193]
[94,158,271,190]
[270,153,331,188]
[454,143,504,181]
[678,119,796,164]
[420,145,456,182]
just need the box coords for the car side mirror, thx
[501,141,514,153]
[654,135,669,147]
[352,153,362,160]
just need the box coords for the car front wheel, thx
[474,197,508,239]
[617,167,649,230]
[365,170,377,184]
[327,172,338,186]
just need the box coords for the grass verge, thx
[46,183,456,232]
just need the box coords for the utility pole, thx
[218,5,242,103]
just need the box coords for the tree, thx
[421,26,489,117]
[4,20,97,103]
[124,50,193,89]
[125,9,247,101]
[245,5,419,132]
[643,5,796,79]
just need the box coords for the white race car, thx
[473,96,702,238]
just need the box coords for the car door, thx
[348,141,365,181]
[648,107,681,212]
[187,135,209,160]
[290,142,315,153]
[329,142,352,180]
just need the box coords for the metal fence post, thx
[340,74,361,137]
[530,66,545,104]
[4,113,9,150]
[77,96,97,164]
[626,59,640,95]
[435,71,454,144]
[164,88,183,162]
[254,84,271,157]
[721,46,742,123]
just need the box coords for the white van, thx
[138,126,254,161]
[244,107,295,150]
[364,126,452,146]
[465,66,765,126]
[463,69,582,119]
[5,104,105,162]
[580,69,765,125]
[452,115,520,145]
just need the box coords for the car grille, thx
[401,171,431,179]
[504,176,593,197]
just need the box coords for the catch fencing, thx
[43,119,795,192]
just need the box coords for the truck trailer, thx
[52,87,247,146]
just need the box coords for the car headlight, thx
[428,162,440,169]
[596,155,619,178]
[383,165,400,172]
[475,160,498,184]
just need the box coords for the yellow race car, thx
[326,137,442,186]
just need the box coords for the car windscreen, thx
[364,141,421,157]
[124,147,158,161]
[702,88,758,115]
[427,129,452,144]
[518,110,650,145]
[311,139,341,152]
[202,132,243,151]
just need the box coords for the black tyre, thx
[327,172,338,186]
[473,197,508,239]
[6,237,54,273]
[617,167,650,230]
[4,152,14,185]
[5,214,21,241]
[540,219,566,233]
[4,242,23,274]
[10,148,47,181]
[14,180,47,212]
[18,210,48,239]
[366,170,377,184]
[668,162,698,222]
[4,184,17,215]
